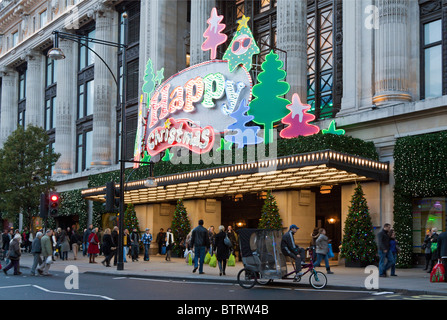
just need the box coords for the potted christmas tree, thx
[258,191,283,230]
[340,184,378,267]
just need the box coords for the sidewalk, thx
[13,252,447,297]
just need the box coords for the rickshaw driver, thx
[281,224,306,276]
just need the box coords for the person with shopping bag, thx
[436,230,447,282]
[190,219,210,274]
[213,225,230,276]
[313,228,334,274]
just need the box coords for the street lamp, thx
[49,13,128,271]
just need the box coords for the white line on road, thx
[0,284,32,289]
[31,285,115,300]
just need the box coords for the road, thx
[1,270,446,303]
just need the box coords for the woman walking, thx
[59,230,70,261]
[3,234,22,275]
[165,228,174,261]
[101,228,115,267]
[313,228,334,274]
[214,225,230,276]
[88,228,100,263]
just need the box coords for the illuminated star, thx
[237,15,250,31]
[287,93,309,122]
[164,118,171,129]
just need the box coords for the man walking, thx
[190,219,210,274]
[141,228,152,261]
[378,223,394,277]
[437,230,447,282]
[38,229,54,276]
[30,232,43,276]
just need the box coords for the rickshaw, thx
[236,229,327,289]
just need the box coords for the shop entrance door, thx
[315,185,341,253]
[221,193,265,231]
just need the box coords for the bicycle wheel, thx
[237,268,257,289]
[256,274,273,286]
[309,270,327,289]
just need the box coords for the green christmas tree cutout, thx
[223,15,260,72]
[258,190,283,229]
[340,183,377,264]
[322,120,345,135]
[248,50,290,144]
[162,149,174,162]
[216,137,233,151]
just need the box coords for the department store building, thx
[0,0,445,261]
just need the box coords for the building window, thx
[76,130,93,172]
[116,1,141,162]
[307,0,342,120]
[12,31,18,47]
[422,19,442,98]
[40,10,47,28]
[77,80,94,119]
[44,52,57,133]
[79,29,95,71]
[18,66,26,127]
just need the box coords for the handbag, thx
[327,243,334,258]
[188,252,193,266]
[161,245,166,255]
[228,253,235,266]
[209,254,217,268]
[46,256,54,265]
[430,260,445,283]
[224,234,232,247]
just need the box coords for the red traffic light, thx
[50,195,59,202]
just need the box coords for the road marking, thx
[0,284,32,289]
[126,277,234,286]
[31,285,114,300]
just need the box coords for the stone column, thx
[373,0,412,106]
[54,37,75,175]
[277,0,308,101]
[25,50,44,127]
[190,0,216,65]
[0,67,18,147]
[91,3,117,167]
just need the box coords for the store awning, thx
[81,149,389,204]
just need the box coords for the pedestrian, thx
[141,228,153,261]
[83,225,93,256]
[70,230,81,260]
[208,226,216,253]
[214,225,230,276]
[226,225,238,259]
[30,232,43,276]
[59,230,70,261]
[427,227,439,273]
[51,229,58,260]
[436,230,447,282]
[310,228,319,262]
[423,229,432,271]
[190,219,210,274]
[165,228,174,261]
[87,228,100,263]
[156,228,166,255]
[3,234,22,275]
[2,229,11,262]
[389,229,399,276]
[313,228,334,274]
[112,226,119,266]
[378,223,394,277]
[123,229,130,262]
[101,228,116,267]
[130,228,140,262]
[37,229,54,276]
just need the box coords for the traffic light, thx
[105,181,120,212]
[39,192,49,218]
[49,192,60,217]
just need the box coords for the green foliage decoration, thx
[393,131,447,267]
[171,199,191,256]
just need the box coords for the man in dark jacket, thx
[190,219,210,274]
[437,230,447,282]
[30,232,43,276]
[378,223,393,277]
[281,224,305,275]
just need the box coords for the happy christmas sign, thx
[134,9,321,167]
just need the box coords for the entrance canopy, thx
[81,149,389,204]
